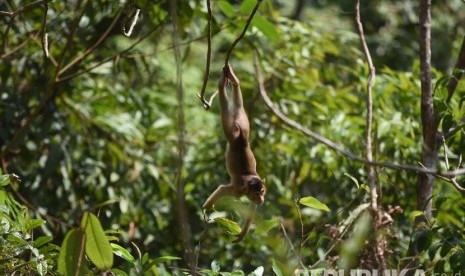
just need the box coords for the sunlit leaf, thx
[25,219,46,232]
[0,175,10,187]
[83,212,114,270]
[299,196,330,212]
[255,217,279,235]
[252,16,279,41]
[153,255,181,265]
[250,266,264,276]
[111,243,135,263]
[58,229,88,276]
[214,217,241,235]
[217,1,234,18]
[240,0,256,13]
[409,210,424,221]
[211,259,220,272]
[33,236,53,248]
[271,259,285,276]
[343,173,359,189]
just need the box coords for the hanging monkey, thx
[203,64,266,243]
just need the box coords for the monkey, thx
[203,64,266,243]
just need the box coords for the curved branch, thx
[252,53,465,181]
[1,0,54,54]
[224,0,263,65]
[355,0,377,209]
[197,0,214,110]
[57,1,129,77]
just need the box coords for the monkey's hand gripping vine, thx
[202,64,266,243]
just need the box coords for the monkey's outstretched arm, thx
[203,184,235,210]
[232,203,257,243]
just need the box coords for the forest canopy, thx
[1,0,465,275]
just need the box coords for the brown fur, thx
[203,64,266,242]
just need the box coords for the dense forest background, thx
[1,0,465,275]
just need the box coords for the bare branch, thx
[41,3,49,58]
[355,0,377,209]
[57,18,166,82]
[355,0,385,269]
[197,0,214,110]
[1,0,54,54]
[57,1,129,78]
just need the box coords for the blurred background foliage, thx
[0,0,464,274]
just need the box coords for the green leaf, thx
[110,268,129,276]
[250,266,264,276]
[58,229,88,276]
[296,162,311,185]
[0,175,10,187]
[83,212,114,270]
[152,256,181,265]
[111,243,135,263]
[409,210,424,221]
[240,0,256,14]
[33,236,53,248]
[211,259,220,272]
[7,234,27,246]
[344,173,360,189]
[25,219,46,232]
[299,196,330,212]
[214,217,241,235]
[271,259,284,276]
[255,217,279,235]
[252,16,279,41]
[217,1,234,18]
[412,229,433,253]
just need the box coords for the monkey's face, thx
[246,178,266,205]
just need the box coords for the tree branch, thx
[57,17,166,82]
[355,0,377,210]
[355,0,386,270]
[1,0,54,54]
[417,0,437,223]
[252,53,465,179]
[197,0,214,110]
[224,0,263,65]
[56,1,129,78]
[170,0,196,272]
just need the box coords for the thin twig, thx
[57,1,129,77]
[355,0,377,210]
[224,0,263,65]
[41,3,49,58]
[1,0,54,54]
[197,0,214,110]
[252,53,465,179]
[355,0,385,269]
[57,18,166,82]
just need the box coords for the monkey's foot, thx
[223,64,240,85]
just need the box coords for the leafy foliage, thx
[0,0,464,274]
